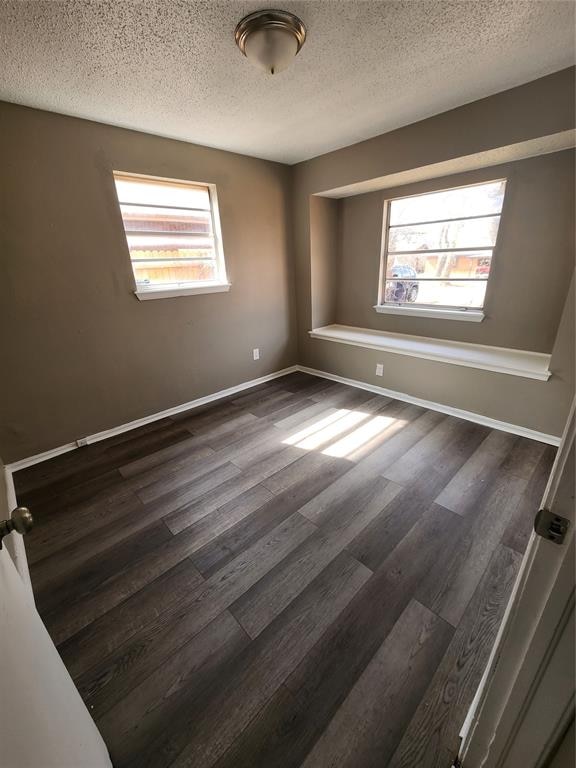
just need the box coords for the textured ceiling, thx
[0,0,574,164]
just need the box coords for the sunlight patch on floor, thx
[294,410,370,451]
[283,409,357,448]
[322,415,395,458]
[283,407,408,460]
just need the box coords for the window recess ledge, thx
[309,324,552,381]
[135,282,231,300]
[374,304,484,322]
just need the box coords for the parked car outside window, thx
[385,264,419,303]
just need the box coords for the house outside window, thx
[113,171,229,300]
[377,179,506,321]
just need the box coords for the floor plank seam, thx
[14,371,550,768]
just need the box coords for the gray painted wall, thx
[1,69,574,460]
[0,103,297,462]
[293,68,575,438]
[310,196,339,328]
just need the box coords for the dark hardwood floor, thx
[14,372,555,768]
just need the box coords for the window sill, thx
[374,304,484,322]
[309,324,552,381]
[135,282,231,301]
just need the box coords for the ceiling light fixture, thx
[235,9,306,75]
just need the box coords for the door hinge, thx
[534,508,570,545]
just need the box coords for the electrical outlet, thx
[375,363,384,377]
[253,348,260,361]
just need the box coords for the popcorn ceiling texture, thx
[0,0,574,164]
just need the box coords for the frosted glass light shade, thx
[235,10,306,76]
[244,27,299,74]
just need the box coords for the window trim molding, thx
[377,177,506,314]
[134,281,231,301]
[373,304,485,322]
[207,182,229,289]
[113,170,229,298]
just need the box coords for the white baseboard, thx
[6,360,560,476]
[2,360,559,606]
[296,365,562,446]
[7,441,80,473]
[5,366,299,473]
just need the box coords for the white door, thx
[459,402,575,767]
[0,486,112,767]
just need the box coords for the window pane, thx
[384,278,487,308]
[113,171,227,290]
[126,233,214,254]
[387,251,492,280]
[133,260,217,286]
[120,205,212,234]
[388,216,500,252]
[389,180,506,225]
[114,176,211,209]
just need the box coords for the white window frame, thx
[113,170,230,301]
[375,178,507,322]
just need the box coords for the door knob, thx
[0,507,34,549]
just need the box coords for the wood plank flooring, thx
[14,372,555,768]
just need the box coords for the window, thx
[113,172,229,299]
[377,179,506,320]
